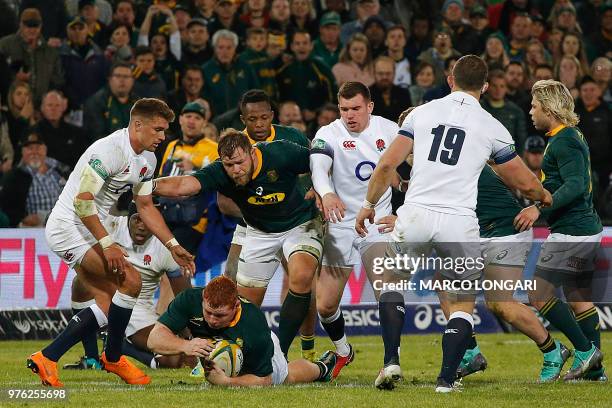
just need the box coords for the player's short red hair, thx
[203,276,238,309]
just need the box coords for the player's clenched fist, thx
[182,337,214,358]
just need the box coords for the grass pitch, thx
[0,333,610,408]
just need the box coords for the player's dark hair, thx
[239,89,272,113]
[130,98,175,123]
[338,81,371,102]
[452,55,488,91]
[204,276,238,308]
[218,128,252,159]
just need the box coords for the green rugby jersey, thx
[158,288,274,377]
[193,139,318,233]
[476,165,523,238]
[244,124,310,148]
[540,125,602,236]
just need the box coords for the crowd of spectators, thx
[0,0,609,245]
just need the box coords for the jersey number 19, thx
[428,125,465,166]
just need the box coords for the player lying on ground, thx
[147,276,337,386]
[518,80,605,381]
[28,98,195,387]
[356,55,552,392]
[309,81,407,378]
[153,129,324,357]
[64,201,193,370]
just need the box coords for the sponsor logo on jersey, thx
[376,139,386,152]
[139,166,148,178]
[267,170,278,183]
[88,158,109,179]
[342,140,356,150]
[144,254,151,266]
[247,192,286,205]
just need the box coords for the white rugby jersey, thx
[400,91,516,216]
[311,115,399,226]
[106,216,180,306]
[50,128,157,224]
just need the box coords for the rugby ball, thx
[205,339,243,377]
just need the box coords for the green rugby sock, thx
[278,290,311,355]
[540,297,591,352]
[576,307,600,349]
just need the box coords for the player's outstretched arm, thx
[148,322,213,357]
[494,156,552,206]
[153,175,202,198]
[135,193,195,275]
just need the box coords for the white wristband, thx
[165,237,179,249]
[363,199,376,209]
[99,235,114,250]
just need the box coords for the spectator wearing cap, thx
[83,61,138,140]
[239,28,278,100]
[507,13,532,62]
[470,4,495,54]
[483,33,510,71]
[0,130,70,227]
[66,1,112,25]
[208,0,246,40]
[0,8,65,104]
[384,25,411,88]
[182,17,212,66]
[312,11,342,69]
[19,0,69,46]
[132,46,166,98]
[340,0,383,45]
[78,0,107,47]
[138,2,181,61]
[203,29,260,116]
[370,56,412,122]
[552,5,581,33]
[362,15,387,59]
[440,0,481,55]
[332,33,374,87]
[34,90,88,167]
[277,30,336,122]
[59,16,109,110]
[166,65,206,133]
[575,75,611,186]
[240,0,270,29]
[158,101,219,252]
[417,28,461,87]
[110,0,139,48]
[173,4,193,44]
[481,69,527,154]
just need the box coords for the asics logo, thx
[445,328,459,334]
[396,306,405,314]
